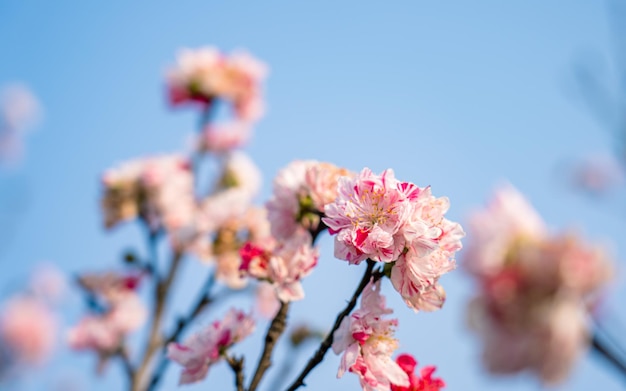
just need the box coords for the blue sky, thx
[0,1,625,390]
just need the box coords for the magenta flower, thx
[167,308,255,385]
[390,353,445,391]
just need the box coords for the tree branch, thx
[284,260,377,391]
[226,355,246,391]
[132,250,183,391]
[248,301,291,391]
[592,332,626,382]
[146,271,216,391]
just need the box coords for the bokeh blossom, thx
[464,185,613,384]
[0,296,57,368]
[68,272,146,357]
[167,308,255,385]
[239,235,319,302]
[0,84,41,164]
[332,280,409,391]
[167,47,267,122]
[266,160,353,242]
[197,121,252,154]
[101,154,194,232]
[323,168,464,312]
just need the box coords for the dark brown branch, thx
[248,301,291,391]
[592,332,626,381]
[226,355,246,391]
[146,271,216,391]
[285,260,377,391]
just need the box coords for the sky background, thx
[1,1,625,390]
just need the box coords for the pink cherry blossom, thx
[0,296,56,365]
[323,168,413,264]
[101,155,194,232]
[267,160,354,241]
[332,280,409,391]
[239,235,319,302]
[167,308,255,385]
[324,168,463,311]
[198,121,252,153]
[166,47,267,122]
[465,185,613,384]
[69,272,147,355]
[463,184,547,275]
[255,281,280,319]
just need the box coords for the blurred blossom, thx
[198,121,252,153]
[167,308,255,385]
[267,160,354,242]
[239,234,319,302]
[29,263,67,303]
[332,280,409,391]
[68,271,146,358]
[0,84,41,164]
[0,295,57,369]
[323,168,464,312]
[464,185,613,384]
[255,281,280,319]
[100,154,194,233]
[565,154,625,196]
[166,47,267,122]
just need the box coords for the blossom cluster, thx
[83,46,456,391]
[167,308,255,385]
[324,168,465,312]
[167,47,267,154]
[101,154,194,232]
[68,271,147,359]
[332,280,444,391]
[464,185,613,384]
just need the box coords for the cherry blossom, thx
[239,235,319,302]
[332,280,409,391]
[100,155,194,232]
[464,186,613,384]
[267,160,353,241]
[68,272,146,355]
[198,121,252,153]
[167,308,255,385]
[324,168,463,311]
[166,47,267,122]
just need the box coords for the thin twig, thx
[284,260,377,391]
[248,301,291,391]
[115,345,135,386]
[146,271,216,391]
[226,355,246,391]
[132,251,183,391]
[591,332,626,381]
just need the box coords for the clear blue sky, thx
[0,1,625,390]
